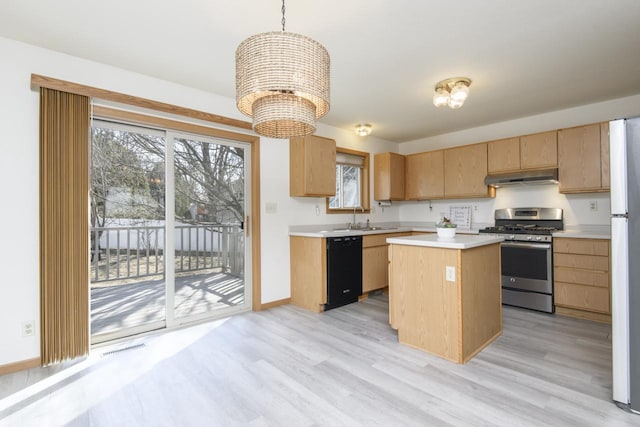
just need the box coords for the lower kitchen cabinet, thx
[553,237,611,323]
[290,236,327,313]
[290,232,412,312]
[362,232,411,293]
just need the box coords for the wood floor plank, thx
[1,295,639,426]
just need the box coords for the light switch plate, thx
[265,202,277,214]
[445,266,456,282]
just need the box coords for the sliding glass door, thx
[90,121,251,343]
[169,133,251,324]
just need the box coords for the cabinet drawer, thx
[554,253,609,271]
[555,282,610,313]
[553,238,609,256]
[554,266,609,288]
[363,232,410,248]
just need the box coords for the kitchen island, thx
[387,234,503,363]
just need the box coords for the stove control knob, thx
[509,235,515,240]
[536,236,542,241]
[526,235,533,241]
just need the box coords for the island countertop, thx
[387,233,503,249]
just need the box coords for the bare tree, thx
[91,126,245,227]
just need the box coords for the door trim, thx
[93,106,263,314]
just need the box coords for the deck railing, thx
[90,223,244,283]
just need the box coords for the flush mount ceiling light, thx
[354,123,372,137]
[432,77,472,109]
[235,0,330,138]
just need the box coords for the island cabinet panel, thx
[374,152,405,201]
[389,245,460,361]
[405,151,444,200]
[389,242,502,363]
[520,130,558,170]
[290,236,327,312]
[444,144,492,198]
[558,123,609,193]
[289,135,336,197]
[460,245,503,360]
[487,137,520,173]
[553,237,611,322]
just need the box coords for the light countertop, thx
[553,225,611,239]
[288,222,491,238]
[387,234,504,250]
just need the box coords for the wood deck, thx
[91,271,244,336]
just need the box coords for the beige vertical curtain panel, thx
[40,88,90,365]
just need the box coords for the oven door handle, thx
[501,242,552,250]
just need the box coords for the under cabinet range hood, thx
[484,168,559,188]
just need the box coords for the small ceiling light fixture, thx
[235,0,330,138]
[432,77,472,109]
[354,123,372,137]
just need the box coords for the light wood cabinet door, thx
[290,237,327,312]
[601,122,610,189]
[374,152,405,201]
[555,282,610,313]
[289,135,336,197]
[558,124,603,193]
[444,144,490,198]
[362,245,389,293]
[405,150,444,200]
[487,137,520,173]
[520,130,557,169]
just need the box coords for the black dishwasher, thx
[325,236,363,310]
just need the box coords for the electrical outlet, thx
[315,204,320,216]
[445,266,456,282]
[590,201,598,212]
[22,321,34,337]
[474,205,479,212]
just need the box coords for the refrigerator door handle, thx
[612,217,631,404]
[610,119,628,214]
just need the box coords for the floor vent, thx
[102,343,145,357]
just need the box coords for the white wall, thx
[0,36,399,365]
[1,34,637,367]
[398,186,611,226]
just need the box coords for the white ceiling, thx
[2,0,640,142]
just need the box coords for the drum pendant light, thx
[236,0,330,138]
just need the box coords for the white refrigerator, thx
[611,117,640,413]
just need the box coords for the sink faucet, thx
[349,206,365,229]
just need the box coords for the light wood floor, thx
[1,295,638,426]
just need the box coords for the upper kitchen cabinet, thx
[374,152,405,201]
[558,123,609,193]
[487,137,520,173]
[405,150,444,200]
[289,135,336,197]
[487,131,557,174]
[520,130,558,170]
[444,144,493,198]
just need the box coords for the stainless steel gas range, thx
[479,208,563,313]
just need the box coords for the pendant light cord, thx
[281,0,286,31]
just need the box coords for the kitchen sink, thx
[328,226,398,232]
[363,227,397,231]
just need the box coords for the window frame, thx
[326,147,370,214]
